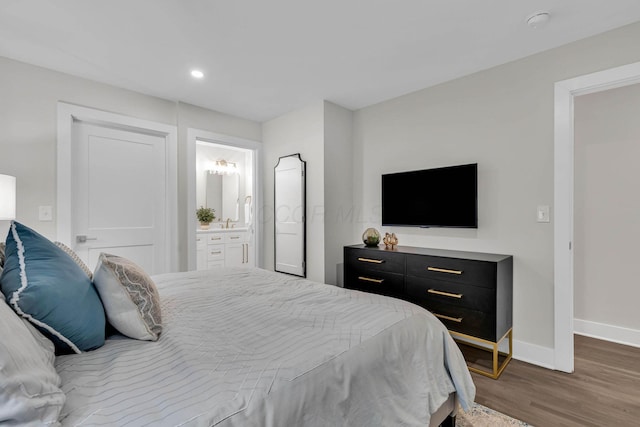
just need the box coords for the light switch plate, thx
[38,205,53,221]
[537,205,550,223]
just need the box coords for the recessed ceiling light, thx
[527,12,551,29]
[190,69,204,79]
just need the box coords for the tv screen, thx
[381,163,477,228]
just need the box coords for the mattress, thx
[55,267,475,426]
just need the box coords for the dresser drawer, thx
[207,244,225,261]
[406,254,496,289]
[345,269,404,298]
[406,276,495,313]
[423,301,496,341]
[345,248,405,273]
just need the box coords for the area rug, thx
[457,403,532,426]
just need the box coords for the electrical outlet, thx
[39,206,53,221]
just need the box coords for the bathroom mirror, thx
[274,153,306,277]
[206,173,239,221]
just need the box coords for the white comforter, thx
[55,267,475,426]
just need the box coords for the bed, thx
[1,223,474,426]
[53,267,475,426]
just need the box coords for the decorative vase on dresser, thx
[344,244,513,379]
[196,228,254,270]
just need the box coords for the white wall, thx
[262,101,325,282]
[323,102,353,286]
[352,21,640,356]
[0,56,261,270]
[573,82,640,346]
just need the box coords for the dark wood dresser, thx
[344,244,513,379]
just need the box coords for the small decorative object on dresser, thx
[383,232,398,248]
[362,228,381,246]
[196,206,216,230]
[344,244,513,379]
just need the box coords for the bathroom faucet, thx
[226,218,231,229]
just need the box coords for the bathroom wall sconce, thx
[208,160,238,176]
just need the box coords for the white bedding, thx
[55,267,475,426]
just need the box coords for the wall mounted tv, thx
[381,163,477,228]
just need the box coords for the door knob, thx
[76,235,98,243]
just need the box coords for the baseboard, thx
[509,321,640,371]
[574,318,640,348]
[513,339,555,370]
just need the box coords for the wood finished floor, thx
[466,335,640,426]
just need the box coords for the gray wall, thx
[323,102,353,286]
[351,21,640,353]
[0,56,261,270]
[574,82,640,338]
[262,101,326,282]
[261,101,354,285]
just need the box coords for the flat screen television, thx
[381,163,477,228]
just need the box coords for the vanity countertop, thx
[197,227,249,233]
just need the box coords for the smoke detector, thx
[527,12,551,29]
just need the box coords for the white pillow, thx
[0,290,66,425]
[93,253,162,341]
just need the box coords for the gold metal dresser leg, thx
[450,328,513,380]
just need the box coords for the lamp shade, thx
[0,174,16,220]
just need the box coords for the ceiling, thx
[1,1,640,123]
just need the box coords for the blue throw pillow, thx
[0,221,105,354]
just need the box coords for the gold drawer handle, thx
[427,266,462,275]
[230,236,240,239]
[358,276,384,284]
[210,251,222,255]
[211,237,222,240]
[428,289,463,299]
[433,313,463,323]
[358,257,384,264]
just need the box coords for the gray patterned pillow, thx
[54,242,93,280]
[92,253,162,341]
[0,241,5,268]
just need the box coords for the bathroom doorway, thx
[187,128,262,271]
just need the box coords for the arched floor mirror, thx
[274,153,306,277]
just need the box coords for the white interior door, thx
[274,154,305,277]
[71,121,167,274]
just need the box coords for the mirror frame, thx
[274,153,306,277]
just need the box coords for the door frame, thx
[57,102,178,272]
[187,128,262,271]
[554,61,640,373]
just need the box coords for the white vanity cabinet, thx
[196,229,254,270]
[196,234,207,269]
